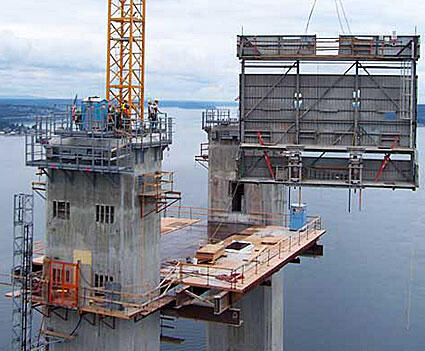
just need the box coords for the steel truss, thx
[106,0,146,120]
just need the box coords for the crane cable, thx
[305,0,352,34]
[304,0,318,33]
[338,0,352,34]
[334,0,345,33]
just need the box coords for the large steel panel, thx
[241,73,416,149]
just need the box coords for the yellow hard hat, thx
[148,99,152,104]
[154,98,159,103]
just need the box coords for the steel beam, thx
[162,305,242,327]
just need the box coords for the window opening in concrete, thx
[230,182,244,212]
[94,273,115,295]
[53,201,70,220]
[96,205,115,224]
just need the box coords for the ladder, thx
[400,61,413,121]
[11,194,34,351]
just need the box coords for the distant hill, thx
[0,97,423,124]
[0,98,237,119]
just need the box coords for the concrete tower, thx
[202,112,285,351]
[26,111,174,350]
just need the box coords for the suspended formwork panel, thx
[237,34,420,189]
[237,35,420,60]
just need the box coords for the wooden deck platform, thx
[79,295,175,320]
[161,217,200,235]
[162,218,325,293]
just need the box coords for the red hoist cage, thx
[106,0,146,122]
[48,261,79,308]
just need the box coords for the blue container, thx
[81,98,109,131]
[290,203,307,231]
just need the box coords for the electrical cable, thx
[69,314,83,336]
[304,0,318,33]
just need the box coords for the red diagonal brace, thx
[374,137,400,182]
[257,131,275,179]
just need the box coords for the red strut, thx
[374,137,400,182]
[257,131,275,179]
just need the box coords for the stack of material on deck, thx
[195,244,225,263]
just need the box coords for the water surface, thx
[0,108,423,350]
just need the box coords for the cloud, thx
[0,0,424,101]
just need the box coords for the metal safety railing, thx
[164,204,322,228]
[202,109,238,130]
[237,35,420,60]
[34,258,178,320]
[174,216,322,291]
[25,109,173,173]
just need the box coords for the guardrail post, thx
[207,266,209,286]
[298,231,301,245]
[231,269,234,289]
[267,249,270,266]
[241,265,244,284]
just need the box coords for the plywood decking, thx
[161,217,200,235]
[163,219,325,293]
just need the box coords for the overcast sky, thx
[0,0,424,101]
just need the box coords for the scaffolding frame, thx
[25,110,173,174]
[201,109,238,131]
[12,194,34,351]
[138,171,182,218]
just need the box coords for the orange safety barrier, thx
[48,261,79,308]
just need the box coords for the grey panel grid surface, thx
[241,73,416,150]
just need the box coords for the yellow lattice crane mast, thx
[106,0,146,121]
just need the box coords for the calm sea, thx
[0,108,424,350]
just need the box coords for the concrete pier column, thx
[207,269,285,351]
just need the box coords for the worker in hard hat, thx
[121,99,130,131]
[151,98,161,132]
[75,109,82,130]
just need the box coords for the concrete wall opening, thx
[96,205,115,224]
[53,201,70,220]
[230,182,245,212]
[94,273,115,296]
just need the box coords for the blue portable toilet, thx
[290,203,307,231]
[81,97,109,131]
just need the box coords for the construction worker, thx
[75,109,82,130]
[147,99,155,131]
[121,99,130,130]
[151,98,161,131]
